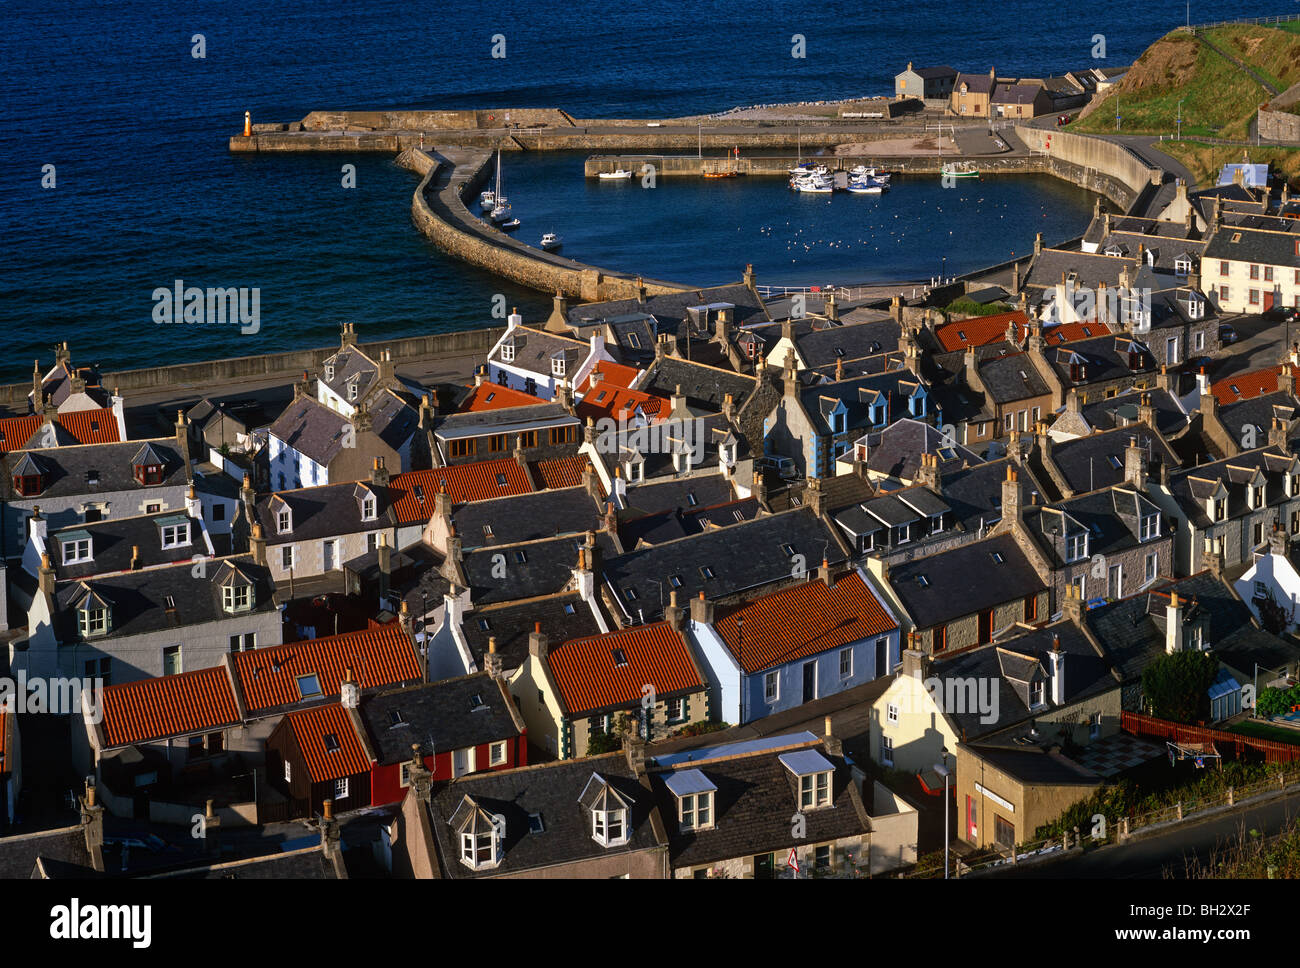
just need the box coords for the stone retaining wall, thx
[1014,125,1161,211]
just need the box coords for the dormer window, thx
[13,474,42,497]
[361,495,376,520]
[1140,513,1159,541]
[347,382,358,401]
[325,364,335,381]
[1175,257,1192,277]
[62,535,92,565]
[593,808,628,846]
[1188,297,1204,320]
[799,771,831,809]
[500,341,515,363]
[451,796,503,871]
[161,521,190,549]
[276,509,292,534]
[79,605,109,638]
[1290,474,1300,497]
[461,829,498,869]
[780,749,836,810]
[552,355,566,377]
[665,769,716,832]
[1211,497,1226,522]
[1031,680,1045,707]
[1065,533,1088,562]
[131,443,166,486]
[1251,485,1264,509]
[223,583,252,613]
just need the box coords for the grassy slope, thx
[1074,26,1294,140]
[1158,140,1300,188]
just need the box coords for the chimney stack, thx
[529,622,548,662]
[1165,592,1184,654]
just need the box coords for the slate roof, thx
[1076,387,1190,438]
[462,532,619,606]
[712,571,897,673]
[955,72,996,94]
[854,418,981,481]
[1165,446,1296,528]
[932,457,1019,533]
[48,509,209,580]
[426,753,663,878]
[1049,425,1177,495]
[566,283,767,330]
[267,397,352,466]
[434,403,578,441]
[963,744,1102,786]
[358,673,522,765]
[255,481,392,545]
[451,487,601,550]
[51,556,276,645]
[1024,250,1131,292]
[886,533,1046,630]
[648,738,869,870]
[794,317,899,367]
[1203,226,1300,266]
[460,593,602,672]
[489,325,590,375]
[798,371,926,438]
[320,345,382,404]
[620,497,760,547]
[0,826,100,879]
[1,437,187,502]
[640,357,755,411]
[978,352,1052,404]
[1021,486,1163,569]
[548,622,705,716]
[602,508,847,624]
[617,473,735,520]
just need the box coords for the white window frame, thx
[489,741,507,767]
[161,523,190,548]
[460,830,497,869]
[1140,514,1159,541]
[763,670,779,704]
[1145,551,1158,583]
[276,509,291,534]
[887,702,899,724]
[361,495,376,521]
[500,343,515,363]
[222,583,251,613]
[593,808,628,847]
[79,608,108,637]
[62,538,92,565]
[333,777,349,800]
[666,696,685,723]
[881,734,894,767]
[284,760,292,783]
[799,771,831,809]
[280,545,295,570]
[679,791,713,831]
[839,647,853,680]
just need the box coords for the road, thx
[984,788,1300,878]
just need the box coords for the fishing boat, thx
[540,233,561,250]
[704,169,740,178]
[941,162,980,178]
[490,203,512,223]
[479,189,496,209]
[791,172,833,193]
[846,178,885,195]
[599,169,633,180]
[500,217,521,231]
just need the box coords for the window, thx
[666,697,685,723]
[212,503,226,522]
[488,433,508,453]
[1219,260,1229,277]
[79,607,108,638]
[280,546,295,570]
[161,523,190,548]
[1031,680,1045,707]
[163,645,181,676]
[1213,498,1227,522]
[62,538,91,565]
[1265,266,1274,283]
[489,741,507,766]
[799,771,831,809]
[995,815,1015,849]
[229,632,256,652]
[519,431,538,448]
[1194,331,1205,351]
[284,760,292,783]
[399,763,412,787]
[460,831,497,869]
[450,439,476,458]
[593,809,627,846]
[679,792,713,830]
[1250,290,1260,305]
[361,495,376,520]
[1090,712,1102,739]
[549,426,575,445]
[1145,552,1158,583]
[348,382,358,401]
[500,343,515,363]
[528,813,545,834]
[85,657,111,686]
[839,647,853,679]
[588,714,611,736]
[552,356,566,377]
[1250,264,1260,280]
[1220,285,1230,301]
[296,674,323,699]
[277,509,291,533]
[1140,514,1159,541]
[887,702,899,724]
[223,583,251,612]
[1065,533,1088,562]
[764,671,779,703]
[881,735,894,767]
[814,845,831,870]
[334,777,349,800]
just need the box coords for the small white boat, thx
[480,190,496,208]
[941,162,980,178]
[599,169,633,180]
[500,218,521,231]
[792,174,833,194]
[846,180,884,194]
[540,233,561,250]
[490,203,512,223]
[789,162,816,175]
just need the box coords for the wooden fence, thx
[1121,710,1300,764]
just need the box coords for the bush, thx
[586,731,622,755]
[1141,650,1218,724]
[943,298,1013,317]
[1258,684,1300,718]
[672,720,729,738]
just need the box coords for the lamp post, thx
[934,746,951,879]
[1176,99,1184,141]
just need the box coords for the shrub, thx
[1141,649,1218,724]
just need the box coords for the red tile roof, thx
[389,460,534,522]
[57,408,121,445]
[713,572,897,673]
[575,384,665,423]
[584,361,642,390]
[1211,365,1282,405]
[547,622,705,717]
[1044,321,1112,345]
[933,311,1029,352]
[100,666,241,749]
[281,703,372,783]
[531,454,593,490]
[232,624,422,715]
[0,415,40,454]
[459,382,546,413]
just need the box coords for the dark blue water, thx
[0,1,1283,383]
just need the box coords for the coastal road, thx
[982,788,1300,878]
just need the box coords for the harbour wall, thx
[399,147,693,302]
[1013,125,1162,211]
[0,327,504,408]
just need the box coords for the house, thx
[688,565,899,725]
[509,615,709,759]
[0,782,105,877]
[990,82,1052,118]
[266,391,421,490]
[185,399,252,457]
[487,312,613,400]
[647,727,914,877]
[29,344,116,415]
[1202,225,1300,314]
[867,530,1049,657]
[432,403,581,468]
[450,591,605,680]
[356,670,528,806]
[0,407,123,454]
[951,69,998,116]
[870,621,1119,777]
[390,746,669,879]
[834,418,981,487]
[895,62,957,100]
[267,701,375,818]
[85,621,424,793]
[1233,527,1300,633]
[2,431,192,559]
[387,458,537,549]
[20,552,280,684]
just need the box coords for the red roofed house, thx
[389,459,535,547]
[83,623,425,814]
[267,701,374,817]
[689,565,900,725]
[933,311,1110,353]
[1210,364,1285,406]
[458,379,546,414]
[0,408,123,454]
[509,612,710,759]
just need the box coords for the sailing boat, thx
[489,147,513,222]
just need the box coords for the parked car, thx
[1219,324,1238,344]
[1261,306,1300,323]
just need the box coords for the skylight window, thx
[528,813,545,834]
[916,575,929,587]
[700,566,716,579]
[389,710,405,726]
[612,648,628,667]
[1108,455,1122,470]
[564,603,576,615]
[323,733,340,752]
[514,550,527,564]
[624,587,638,602]
[485,392,496,402]
[669,575,683,588]
[991,552,1005,564]
[296,674,322,699]
[781,543,796,556]
[478,618,491,631]
[686,492,698,507]
[496,474,508,486]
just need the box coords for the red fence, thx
[1121,711,1300,764]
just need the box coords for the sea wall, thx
[398,147,692,302]
[0,327,504,408]
[1013,125,1162,212]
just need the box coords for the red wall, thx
[368,731,527,807]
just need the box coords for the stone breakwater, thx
[396,146,693,302]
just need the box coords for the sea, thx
[0,0,1284,384]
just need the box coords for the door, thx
[1108,563,1123,599]
[452,747,474,778]
[875,638,889,678]
[1264,291,1274,312]
[802,661,816,703]
[323,539,337,571]
[754,853,775,879]
[978,609,994,644]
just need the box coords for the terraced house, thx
[1203,225,1300,314]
